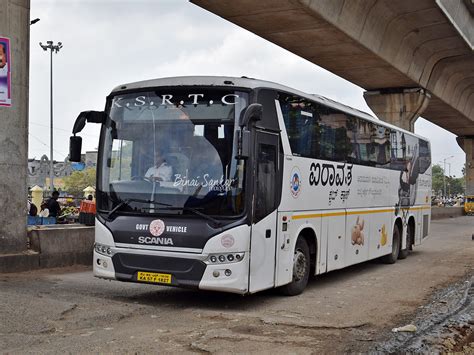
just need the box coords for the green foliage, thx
[63,168,96,197]
[432,164,444,195]
[446,175,464,196]
[432,164,465,196]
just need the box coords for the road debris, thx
[392,324,417,333]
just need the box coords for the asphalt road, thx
[1,216,473,353]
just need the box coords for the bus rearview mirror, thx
[235,129,251,159]
[69,136,82,162]
[239,103,262,128]
[72,115,87,135]
[72,110,107,135]
[241,130,251,158]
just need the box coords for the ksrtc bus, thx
[70,76,431,295]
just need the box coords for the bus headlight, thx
[205,252,245,265]
[94,243,114,256]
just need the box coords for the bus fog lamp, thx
[225,269,232,276]
[205,252,245,264]
[213,271,220,277]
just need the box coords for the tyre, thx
[398,222,413,259]
[280,237,310,296]
[381,224,400,264]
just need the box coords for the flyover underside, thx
[192,0,474,136]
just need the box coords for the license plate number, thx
[137,271,172,284]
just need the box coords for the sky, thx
[29,0,466,177]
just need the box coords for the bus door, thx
[249,130,279,293]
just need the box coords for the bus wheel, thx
[381,224,400,264]
[399,223,413,259]
[280,237,310,296]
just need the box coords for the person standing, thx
[46,191,61,218]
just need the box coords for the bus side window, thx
[255,143,277,221]
[418,139,431,174]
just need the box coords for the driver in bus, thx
[145,148,173,182]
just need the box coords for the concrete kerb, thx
[431,207,465,220]
[0,225,94,273]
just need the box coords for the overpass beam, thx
[456,136,474,195]
[363,88,431,132]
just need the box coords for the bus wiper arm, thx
[183,207,222,227]
[159,206,222,227]
[107,198,171,219]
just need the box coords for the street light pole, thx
[39,41,62,193]
[442,156,454,198]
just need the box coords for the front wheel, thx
[381,224,400,264]
[280,237,310,296]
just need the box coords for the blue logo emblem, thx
[290,167,302,198]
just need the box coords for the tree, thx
[446,175,465,196]
[432,164,444,195]
[431,164,465,197]
[63,168,96,197]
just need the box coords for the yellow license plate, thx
[137,271,172,284]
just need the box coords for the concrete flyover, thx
[192,0,474,192]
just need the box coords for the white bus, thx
[70,76,431,295]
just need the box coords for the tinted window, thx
[419,139,431,173]
[255,143,277,220]
[279,93,349,162]
[348,118,390,167]
[278,92,430,172]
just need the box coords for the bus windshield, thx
[98,89,249,219]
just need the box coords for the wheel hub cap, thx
[293,250,306,281]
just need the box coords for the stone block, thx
[0,251,39,273]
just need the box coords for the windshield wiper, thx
[157,206,222,228]
[107,198,171,219]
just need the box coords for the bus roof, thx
[111,75,429,142]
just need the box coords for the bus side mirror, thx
[69,136,82,162]
[239,103,262,128]
[72,111,107,134]
[235,104,262,159]
[70,110,106,162]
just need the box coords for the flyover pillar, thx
[456,137,474,195]
[0,0,30,254]
[363,88,430,132]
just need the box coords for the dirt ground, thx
[1,216,473,353]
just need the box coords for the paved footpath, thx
[1,216,473,353]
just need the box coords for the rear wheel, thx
[381,224,400,264]
[399,222,413,259]
[280,237,310,296]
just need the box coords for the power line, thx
[28,133,68,160]
[29,121,100,138]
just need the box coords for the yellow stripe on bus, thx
[291,205,430,220]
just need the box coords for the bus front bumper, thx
[93,249,249,294]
